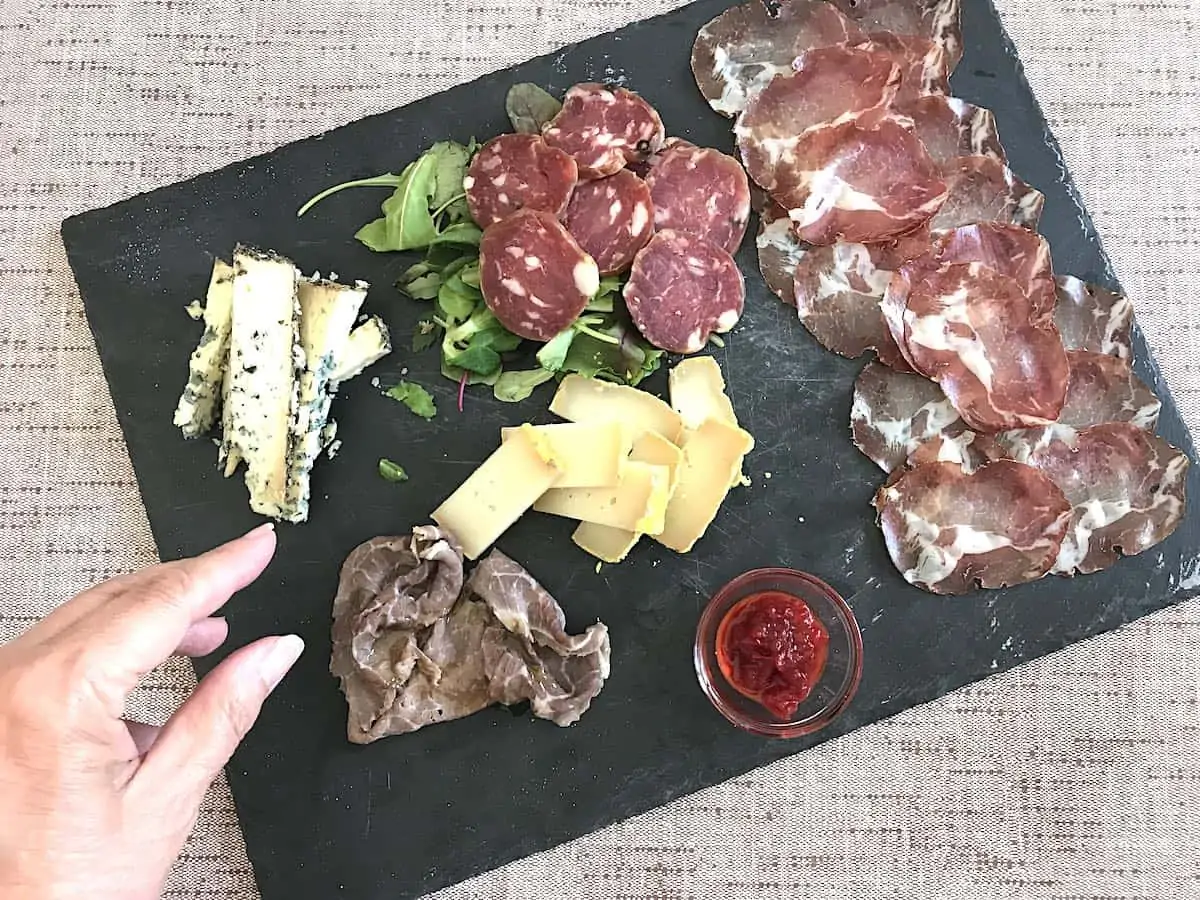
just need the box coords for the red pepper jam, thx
[715,591,830,719]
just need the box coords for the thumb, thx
[133,634,304,809]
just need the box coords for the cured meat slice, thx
[894,96,1004,168]
[1054,275,1134,360]
[874,459,1072,595]
[691,0,865,117]
[884,261,1069,431]
[851,361,963,472]
[905,429,993,472]
[645,142,752,254]
[829,0,964,69]
[776,117,949,245]
[756,200,809,305]
[479,209,599,342]
[993,424,1189,575]
[853,33,951,102]
[562,170,655,275]
[735,45,902,194]
[542,83,665,180]
[793,240,911,368]
[624,229,745,353]
[1058,350,1161,431]
[929,155,1045,232]
[464,134,579,228]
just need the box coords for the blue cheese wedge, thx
[330,315,391,384]
[225,245,303,519]
[280,277,368,523]
[173,259,234,438]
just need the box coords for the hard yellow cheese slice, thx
[549,374,684,444]
[535,461,670,534]
[669,356,737,429]
[431,425,562,560]
[500,422,632,488]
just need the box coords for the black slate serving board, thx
[61,1,1200,897]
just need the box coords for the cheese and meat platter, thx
[61,0,1200,897]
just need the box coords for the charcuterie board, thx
[61,0,1200,898]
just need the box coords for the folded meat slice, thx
[829,0,964,69]
[894,96,1004,167]
[1054,274,1135,360]
[756,200,809,305]
[851,360,963,471]
[993,424,1189,576]
[929,156,1045,232]
[884,261,1069,431]
[1058,350,1161,431]
[874,459,1072,594]
[691,0,866,117]
[853,32,951,102]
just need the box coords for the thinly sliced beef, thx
[884,261,1069,431]
[894,96,1004,167]
[464,134,579,228]
[993,424,1189,575]
[1054,275,1134,359]
[691,0,866,117]
[1058,350,1161,431]
[851,361,963,471]
[874,459,1072,594]
[542,83,665,180]
[829,0,964,68]
[562,170,655,275]
[854,32,950,102]
[929,155,1045,232]
[756,200,809,305]
[645,141,751,254]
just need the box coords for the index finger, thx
[71,523,278,693]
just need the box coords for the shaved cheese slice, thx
[534,462,671,534]
[550,375,684,443]
[432,425,562,559]
[630,431,684,492]
[501,422,633,488]
[572,522,642,564]
[655,419,755,553]
[669,356,737,428]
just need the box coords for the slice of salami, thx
[874,459,1072,595]
[829,0,964,70]
[1057,350,1161,431]
[894,96,1005,168]
[645,142,751,254]
[993,424,1189,576]
[464,134,579,228]
[756,200,809,305]
[479,209,599,342]
[691,0,865,117]
[852,33,951,102]
[929,155,1045,232]
[542,83,665,181]
[562,170,655,276]
[1054,275,1134,359]
[624,230,745,353]
[851,360,963,472]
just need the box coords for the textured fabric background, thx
[1,1,1198,898]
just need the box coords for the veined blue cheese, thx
[225,245,302,519]
[173,259,234,438]
[330,315,391,384]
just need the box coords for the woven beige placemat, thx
[1,1,1197,898]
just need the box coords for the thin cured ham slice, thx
[929,156,1045,232]
[993,424,1189,576]
[542,84,665,180]
[756,201,809,305]
[645,141,752,254]
[851,360,963,472]
[691,0,866,117]
[894,96,1005,168]
[883,261,1069,431]
[1058,350,1161,431]
[464,134,579,228]
[874,459,1072,594]
[1054,275,1135,360]
[562,170,655,275]
[852,33,951,102]
[829,0,964,69]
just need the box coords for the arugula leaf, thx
[562,319,664,387]
[400,272,442,300]
[428,141,472,224]
[442,358,500,387]
[427,222,483,247]
[436,274,481,322]
[536,327,577,372]
[494,368,557,403]
[296,172,403,218]
[375,154,440,251]
[489,330,524,353]
[412,318,441,352]
[378,459,410,482]
[458,262,481,289]
[506,83,563,135]
[384,381,438,419]
[354,218,391,252]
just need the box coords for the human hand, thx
[0,523,302,900]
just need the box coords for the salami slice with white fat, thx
[479,209,599,342]
[562,170,655,276]
[929,155,1045,232]
[1058,350,1161,431]
[992,424,1189,576]
[874,459,1072,595]
[645,142,751,254]
[542,83,665,181]
[851,360,964,472]
[1054,275,1134,359]
[829,0,964,69]
[464,134,579,228]
[691,0,866,117]
[624,230,745,353]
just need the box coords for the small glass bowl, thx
[694,568,863,739]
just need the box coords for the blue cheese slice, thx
[330,315,391,384]
[173,259,234,438]
[280,277,368,523]
[225,245,302,519]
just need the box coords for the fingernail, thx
[244,522,276,541]
[259,634,304,692]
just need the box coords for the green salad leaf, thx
[494,368,557,403]
[378,459,409,482]
[506,83,563,135]
[428,140,473,224]
[535,327,576,372]
[412,318,440,352]
[384,381,438,419]
[296,173,404,218]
